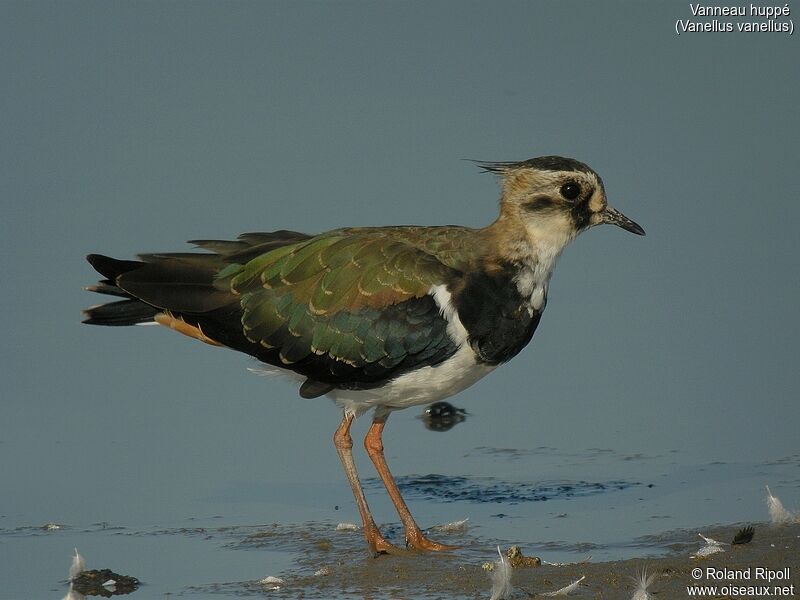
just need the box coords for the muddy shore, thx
[188,521,799,599]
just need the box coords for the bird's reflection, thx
[420,401,468,432]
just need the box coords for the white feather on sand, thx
[698,533,726,546]
[542,555,592,567]
[766,485,797,524]
[691,531,727,559]
[630,567,657,600]
[542,575,586,596]
[690,542,725,559]
[489,546,512,600]
[693,544,725,558]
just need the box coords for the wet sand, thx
[192,521,799,598]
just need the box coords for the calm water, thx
[2,398,797,598]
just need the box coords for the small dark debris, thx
[732,525,755,545]
[72,569,139,596]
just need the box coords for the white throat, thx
[514,214,577,312]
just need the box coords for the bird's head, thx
[479,156,645,247]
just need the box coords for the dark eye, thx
[560,182,581,201]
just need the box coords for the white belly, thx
[330,284,497,418]
[328,343,496,418]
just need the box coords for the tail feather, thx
[83,298,158,326]
[84,254,155,325]
[83,231,308,329]
[85,252,233,315]
[190,230,311,264]
[84,282,129,298]
[86,254,144,282]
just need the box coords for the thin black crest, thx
[473,155,595,176]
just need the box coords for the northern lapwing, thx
[83,156,644,554]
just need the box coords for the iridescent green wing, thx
[337,225,481,273]
[220,231,464,390]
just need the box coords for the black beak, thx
[602,206,645,236]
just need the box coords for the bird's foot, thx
[365,529,407,557]
[405,529,460,552]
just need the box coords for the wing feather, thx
[87,226,476,394]
[225,231,464,384]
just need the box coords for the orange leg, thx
[364,418,458,551]
[333,412,400,556]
